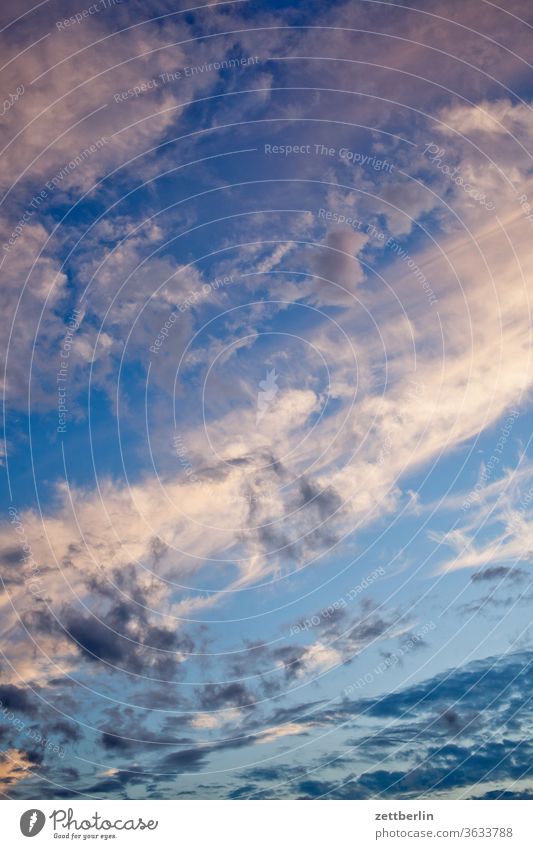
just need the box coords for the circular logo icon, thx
[20,810,46,837]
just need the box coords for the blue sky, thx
[1,0,533,800]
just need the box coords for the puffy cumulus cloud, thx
[0,434,348,686]
[437,99,533,139]
[280,606,412,684]
[311,229,369,304]
[207,140,533,550]
[0,495,189,686]
[0,6,279,411]
[199,682,255,712]
[375,179,439,238]
[60,596,193,678]
[0,216,149,408]
[424,99,533,221]
[0,2,260,197]
[2,209,221,409]
[0,218,69,406]
[0,748,39,796]
[59,224,205,404]
[221,0,533,152]
[0,683,81,772]
[288,642,342,677]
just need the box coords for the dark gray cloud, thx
[0,684,35,714]
[226,650,533,799]
[199,682,256,711]
[473,788,533,800]
[226,600,409,700]
[58,576,193,677]
[159,747,211,772]
[311,230,366,303]
[458,592,533,616]
[471,566,527,583]
[242,461,346,566]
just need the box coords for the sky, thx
[0,0,533,801]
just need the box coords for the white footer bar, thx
[3,799,532,848]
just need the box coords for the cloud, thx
[471,566,527,583]
[437,100,533,138]
[2,0,533,802]
[227,649,533,799]
[199,682,255,711]
[0,749,39,796]
[159,747,210,772]
[0,684,34,713]
[311,229,368,304]
[0,5,251,196]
